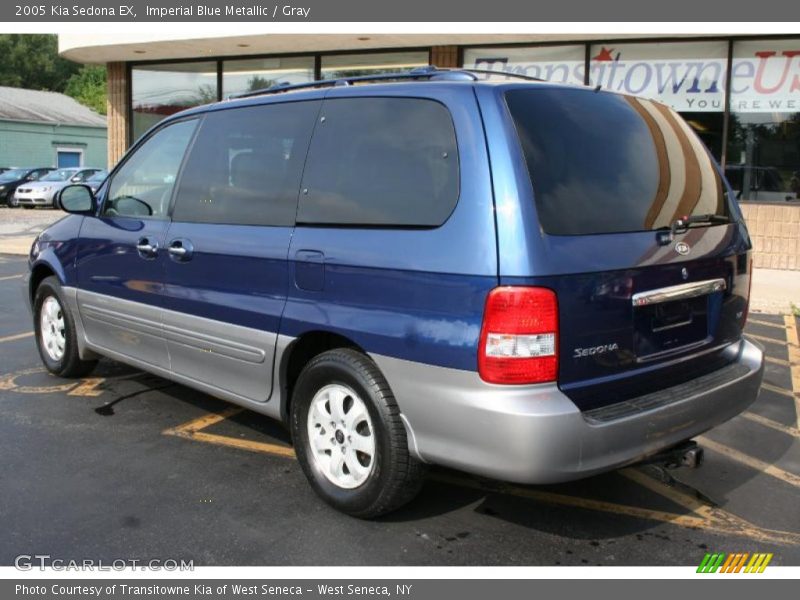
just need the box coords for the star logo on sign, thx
[593,47,616,61]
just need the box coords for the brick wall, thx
[106,62,128,169]
[740,203,800,270]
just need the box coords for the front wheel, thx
[291,348,425,518]
[34,276,97,377]
[8,196,19,207]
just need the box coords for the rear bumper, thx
[373,338,764,484]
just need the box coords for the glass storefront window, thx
[222,56,315,97]
[462,45,585,85]
[727,39,800,202]
[131,62,218,142]
[588,41,728,159]
[320,51,428,79]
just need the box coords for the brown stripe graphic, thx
[653,102,703,223]
[626,97,671,229]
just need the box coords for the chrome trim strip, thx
[631,278,726,307]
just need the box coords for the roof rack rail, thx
[230,66,544,99]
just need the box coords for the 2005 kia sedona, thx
[25,68,764,517]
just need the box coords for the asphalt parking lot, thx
[0,252,798,566]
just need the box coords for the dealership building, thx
[59,33,800,268]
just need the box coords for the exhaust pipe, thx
[641,440,704,470]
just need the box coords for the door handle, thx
[136,238,158,258]
[168,239,194,262]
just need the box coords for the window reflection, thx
[222,57,315,97]
[727,39,800,202]
[320,51,428,79]
[131,62,217,142]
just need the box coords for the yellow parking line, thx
[761,382,795,398]
[163,407,295,457]
[765,355,792,367]
[621,469,800,545]
[162,406,243,435]
[0,331,33,344]
[163,408,800,545]
[741,411,800,438]
[748,318,787,330]
[0,274,22,281]
[699,436,800,489]
[185,431,296,458]
[747,333,787,346]
[784,315,800,431]
[435,472,800,546]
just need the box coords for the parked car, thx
[14,167,102,209]
[0,167,54,207]
[25,69,764,518]
[84,170,108,195]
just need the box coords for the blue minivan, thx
[25,69,764,517]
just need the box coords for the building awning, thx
[59,32,658,64]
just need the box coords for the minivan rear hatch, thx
[502,87,751,411]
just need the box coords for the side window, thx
[172,101,321,227]
[297,97,459,226]
[105,119,198,219]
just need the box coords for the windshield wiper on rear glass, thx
[670,213,730,235]
[657,214,731,245]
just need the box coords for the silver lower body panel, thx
[371,338,764,483]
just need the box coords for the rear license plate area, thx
[634,295,708,359]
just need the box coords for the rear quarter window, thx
[297,97,459,227]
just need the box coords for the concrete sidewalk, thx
[749,268,800,315]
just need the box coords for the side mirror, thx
[26,174,37,181]
[56,184,95,214]
[70,176,82,183]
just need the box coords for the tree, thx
[0,34,80,91]
[248,75,276,91]
[64,66,107,115]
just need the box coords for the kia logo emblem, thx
[675,242,690,256]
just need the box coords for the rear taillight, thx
[478,286,558,384]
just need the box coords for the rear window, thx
[505,88,727,235]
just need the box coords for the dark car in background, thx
[83,170,108,195]
[0,167,55,207]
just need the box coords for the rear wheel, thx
[34,276,97,377]
[291,348,425,518]
[8,196,19,207]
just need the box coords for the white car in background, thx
[13,167,102,208]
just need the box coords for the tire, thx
[291,348,425,518]
[8,195,18,208]
[33,276,97,378]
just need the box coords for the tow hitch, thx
[641,440,704,470]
